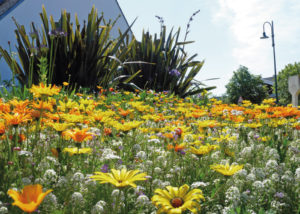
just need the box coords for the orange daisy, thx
[62,128,94,142]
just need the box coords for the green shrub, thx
[121,26,215,98]
[0,6,133,91]
[277,62,300,105]
[226,66,268,104]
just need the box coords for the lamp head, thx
[260,32,269,39]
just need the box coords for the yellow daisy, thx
[90,168,147,188]
[63,147,92,156]
[210,163,243,176]
[152,184,205,214]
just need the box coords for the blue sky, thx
[118,0,300,95]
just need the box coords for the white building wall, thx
[0,0,130,81]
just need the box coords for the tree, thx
[277,62,300,105]
[225,66,268,104]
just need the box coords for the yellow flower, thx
[190,144,219,156]
[113,121,144,132]
[90,168,147,188]
[152,184,205,214]
[210,163,243,176]
[63,147,92,156]
[63,82,69,86]
[29,83,61,97]
[7,184,52,213]
[47,122,72,132]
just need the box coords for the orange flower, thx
[9,99,30,113]
[2,112,31,126]
[51,148,61,158]
[32,101,53,112]
[7,184,53,213]
[104,128,112,136]
[62,128,94,142]
[163,133,174,139]
[0,122,5,135]
[118,108,132,117]
[175,144,185,152]
[167,144,174,150]
[9,134,26,143]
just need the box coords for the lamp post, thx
[260,21,279,104]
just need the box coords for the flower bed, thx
[0,84,299,213]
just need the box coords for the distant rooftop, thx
[262,76,274,86]
[0,0,22,19]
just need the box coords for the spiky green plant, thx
[122,26,215,98]
[0,5,134,91]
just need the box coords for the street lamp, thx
[260,21,279,104]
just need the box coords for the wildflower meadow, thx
[0,84,299,213]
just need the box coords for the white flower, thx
[0,207,8,214]
[145,160,153,166]
[71,192,84,206]
[21,177,31,185]
[42,193,57,211]
[154,167,162,173]
[225,186,240,205]
[161,181,170,188]
[253,168,265,180]
[44,169,57,184]
[56,176,67,188]
[148,138,161,144]
[18,150,32,157]
[191,181,209,189]
[246,173,256,182]
[111,189,124,201]
[266,160,278,172]
[281,171,294,183]
[84,174,97,187]
[136,151,147,159]
[101,148,120,161]
[91,204,104,214]
[271,173,280,182]
[240,147,252,158]
[112,140,123,147]
[73,172,85,183]
[136,194,150,205]
[252,181,264,191]
[133,144,141,151]
[295,168,300,182]
[268,149,280,160]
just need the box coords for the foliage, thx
[225,66,268,104]
[0,6,134,91]
[0,86,299,213]
[277,62,300,105]
[121,26,215,98]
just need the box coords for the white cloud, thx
[214,0,300,78]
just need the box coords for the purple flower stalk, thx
[169,69,181,77]
[101,164,109,173]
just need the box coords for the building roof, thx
[262,76,274,86]
[0,0,23,20]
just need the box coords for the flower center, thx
[171,197,183,208]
